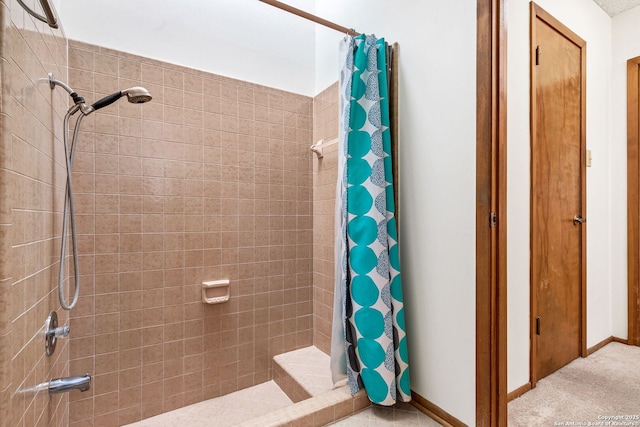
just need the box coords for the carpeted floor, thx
[508,342,640,426]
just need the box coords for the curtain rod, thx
[258,0,360,36]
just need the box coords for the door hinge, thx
[536,316,541,335]
[536,45,541,65]
[490,212,497,228]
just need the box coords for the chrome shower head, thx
[89,86,152,113]
[122,87,152,104]
[48,72,152,115]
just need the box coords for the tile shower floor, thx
[124,381,441,426]
[124,381,292,426]
[124,345,443,427]
[124,381,442,426]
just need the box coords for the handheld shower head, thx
[48,73,153,312]
[49,72,153,115]
[89,87,153,113]
[122,87,152,104]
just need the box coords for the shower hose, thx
[58,106,85,310]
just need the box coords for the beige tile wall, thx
[311,83,339,355]
[66,40,314,425]
[0,1,71,426]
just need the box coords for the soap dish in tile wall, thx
[202,279,230,304]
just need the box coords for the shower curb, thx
[237,386,370,427]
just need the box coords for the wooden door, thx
[627,56,640,347]
[477,0,507,424]
[530,3,587,385]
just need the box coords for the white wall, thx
[57,0,317,95]
[611,5,640,339]
[507,0,613,392]
[315,2,477,424]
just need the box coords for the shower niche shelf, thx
[202,279,230,304]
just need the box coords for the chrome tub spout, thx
[48,373,91,395]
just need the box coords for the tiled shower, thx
[65,40,316,425]
[0,2,341,425]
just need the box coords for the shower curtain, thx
[330,34,410,406]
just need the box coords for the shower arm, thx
[48,73,93,115]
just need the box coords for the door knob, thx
[573,215,586,225]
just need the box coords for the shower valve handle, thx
[46,325,70,338]
[44,311,70,356]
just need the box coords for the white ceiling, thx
[593,0,640,15]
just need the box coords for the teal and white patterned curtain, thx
[330,34,410,406]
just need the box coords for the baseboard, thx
[411,391,467,427]
[507,382,531,402]
[587,336,614,355]
[587,336,628,355]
